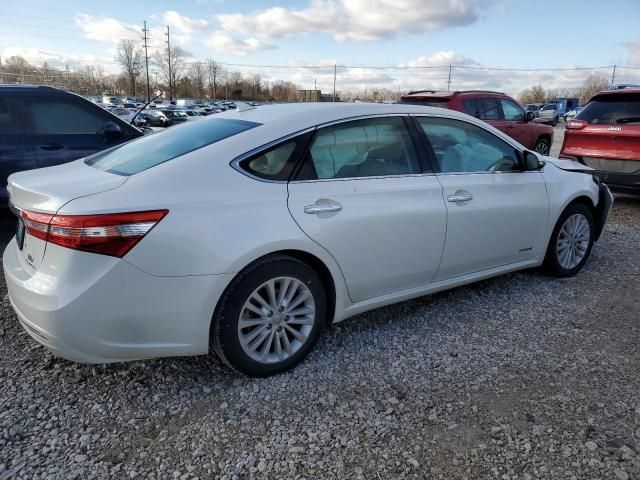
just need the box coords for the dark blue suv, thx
[0,85,143,206]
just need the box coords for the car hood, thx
[543,156,594,173]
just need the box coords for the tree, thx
[116,40,143,97]
[577,76,609,105]
[152,46,187,100]
[206,59,220,99]
[518,84,546,104]
[188,63,206,98]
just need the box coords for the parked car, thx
[564,107,584,122]
[160,109,189,125]
[137,112,170,128]
[4,103,612,377]
[523,103,544,117]
[180,110,203,121]
[561,88,640,191]
[399,90,554,155]
[109,107,147,127]
[0,85,143,206]
[538,98,580,126]
[538,103,560,126]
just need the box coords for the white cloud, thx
[402,50,478,68]
[217,0,489,43]
[627,40,640,66]
[205,32,275,55]
[74,13,140,43]
[162,10,208,33]
[0,46,117,72]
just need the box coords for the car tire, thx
[552,117,558,127]
[211,254,327,377]
[534,138,551,156]
[543,203,595,277]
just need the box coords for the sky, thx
[1,0,640,96]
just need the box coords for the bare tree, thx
[577,76,610,105]
[188,63,206,98]
[116,40,143,96]
[152,46,187,100]
[206,59,220,99]
[518,84,546,104]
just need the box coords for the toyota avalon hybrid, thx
[4,103,613,377]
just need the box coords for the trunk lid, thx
[8,160,128,274]
[562,124,640,163]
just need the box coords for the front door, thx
[415,116,549,281]
[287,116,447,303]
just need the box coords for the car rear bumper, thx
[3,238,233,363]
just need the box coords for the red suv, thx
[561,89,640,191]
[399,90,554,154]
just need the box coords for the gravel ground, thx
[0,188,639,477]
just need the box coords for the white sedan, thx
[4,103,613,377]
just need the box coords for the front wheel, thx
[543,203,594,277]
[534,138,550,156]
[211,255,327,377]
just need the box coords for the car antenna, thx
[130,93,163,126]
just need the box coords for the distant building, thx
[298,89,340,102]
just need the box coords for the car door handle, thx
[39,143,64,151]
[447,191,473,203]
[304,203,342,214]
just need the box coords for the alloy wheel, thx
[535,141,550,155]
[238,277,316,364]
[556,214,590,270]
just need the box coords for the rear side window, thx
[463,98,500,120]
[296,117,420,180]
[23,99,110,135]
[86,118,259,175]
[577,95,640,125]
[238,133,311,181]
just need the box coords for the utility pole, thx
[333,64,337,102]
[611,64,617,88]
[165,26,173,100]
[142,21,151,101]
[447,64,452,91]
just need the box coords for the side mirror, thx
[526,111,535,122]
[103,121,123,139]
[524,151,545,170]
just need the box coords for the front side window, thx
[24,99,109,135]
[296,117,420,180]
[417,117,519,173]
[500,99,525,121]
[86,118,259,176]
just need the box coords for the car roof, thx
[401,90,507,99]
[591,88,640,100]
[0,84,72,96]
[214,102,473,129]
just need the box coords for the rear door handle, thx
[39,143,64,151]
[447,191,473,203]
[304,202,342,215]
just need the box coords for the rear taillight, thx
[21,209,168,257]
[566,119,588,130]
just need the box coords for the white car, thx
[4,103,613,377]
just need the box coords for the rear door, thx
[19,96,136,168]
[287,116,447,303]
[414,116,549,281]
[0,97,37,203]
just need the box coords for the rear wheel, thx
[543,203,594,277]
[211,255,327,377]
[534,137,550,156]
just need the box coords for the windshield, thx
[397,98,450,108]
[577,95,640,125]
[85,118,260,175]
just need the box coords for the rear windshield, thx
[398,98,450,108]
[86,118,260,175]
[577,95,640,125]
